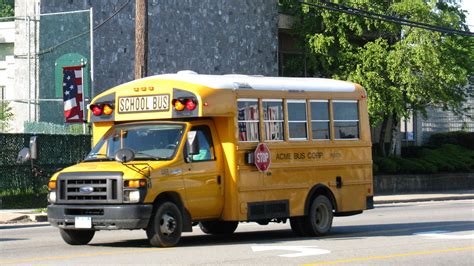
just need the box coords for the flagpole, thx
[81,64,86,134]
[89,7,94,104]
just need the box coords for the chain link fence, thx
[1,9,92,134]
[0,133,91,208]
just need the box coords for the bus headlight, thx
[129,190,140,203]
[48,191,57,203]
[124,190,141,203]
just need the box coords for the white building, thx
[0,21,15,131]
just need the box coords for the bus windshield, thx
[85,123,185,162]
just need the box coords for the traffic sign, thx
[254,143,271,172]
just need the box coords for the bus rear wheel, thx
[59,229,95,245]
[199,221,238,235]
[304,195,333,236]
[146,202,183,247]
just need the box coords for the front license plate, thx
[118,94,170,113]
[75,216,92,229]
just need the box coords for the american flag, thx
[62,66,84,123]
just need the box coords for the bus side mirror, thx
[186,131,200,160]
[17,136,38,164]
[17,147,31,164]
[115,148,135,163]
[29,136,38,160]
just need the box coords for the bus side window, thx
[187,126,215,162]
[237,99,259,142]
[333,100,359,139]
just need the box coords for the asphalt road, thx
[1,200,473,265]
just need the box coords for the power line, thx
[299,0,474,37]
[38,0,131,56]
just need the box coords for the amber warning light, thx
[90,103,114,116]
[172,98,197,111]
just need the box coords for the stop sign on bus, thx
[254,143,271,172]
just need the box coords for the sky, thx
[460,0,474,29]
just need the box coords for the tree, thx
[0,101,13,132]
[280,0,473,156]
[0,0,14,18]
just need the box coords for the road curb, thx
[374,195,474,204]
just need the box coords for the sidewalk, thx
[0,209,48,225]
[1,191,473,225]
[373,190,474,204]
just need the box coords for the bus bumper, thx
[47,204,153,230]
[366,195,374,209]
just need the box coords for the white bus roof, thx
[141,71,357,92]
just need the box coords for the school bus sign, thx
[255,143,271,172]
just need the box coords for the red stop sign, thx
[254,143,271,172]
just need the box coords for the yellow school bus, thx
[46,71,373,247]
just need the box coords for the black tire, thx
[289,216,307,236]
[59,229,95,245]
[146,202,183,247]
[304,195,333,236]
[199,221,238,235]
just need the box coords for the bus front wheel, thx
[304,195,333,236]
[146,202,183,247]
[59,229,95,245]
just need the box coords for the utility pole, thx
[135,0,148,79]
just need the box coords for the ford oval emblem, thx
[79,186,94,194]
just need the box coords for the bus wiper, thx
[134,152,166,161]
[84,153,113,161]
[88,152,108,157]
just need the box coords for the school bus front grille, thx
[56,172,123,204]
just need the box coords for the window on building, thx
[263,99,284,141]
[311,100,330,140]
[400,111,414,141]
[287,100,307,140]
[0,86,4,101]
[238,99,259,142]
[333,100,359,139]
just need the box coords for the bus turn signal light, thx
[173,99,186,111]
[102,104,114,115]
[125,179,147,188]
[48,180,56,190]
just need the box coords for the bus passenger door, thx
[183,124,224,219]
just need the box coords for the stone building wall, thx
[40,0,279,94]
[34,0,278,125]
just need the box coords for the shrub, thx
[428,131,474,150]
[393,158,426,174]
[373,143,473,175]
[374,157,398,174]
[0,192,48,209]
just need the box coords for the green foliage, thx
[280,0,473,156]
[0,133,91,194]
[0,192,48,209]
[374,157,399,174]
[0,0,14,18]
[427,131,474,150]
[374,144,474,174]
[0,101,14,132]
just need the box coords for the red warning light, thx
[186,99,196,110]
[91,105,102,116]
